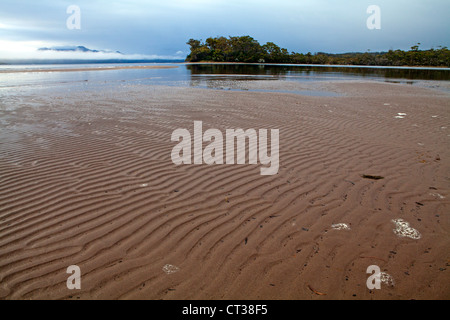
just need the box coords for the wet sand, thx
[0,80,449,300]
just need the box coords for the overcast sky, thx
[0,0,449,60]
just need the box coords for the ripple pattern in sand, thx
[0,83,449,300]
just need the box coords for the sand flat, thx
[0,81,449,300]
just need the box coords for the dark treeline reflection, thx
[186,64,450,81]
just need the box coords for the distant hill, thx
[0,45,184,65]
[38,46,123,55]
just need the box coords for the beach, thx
[0,79,449,300]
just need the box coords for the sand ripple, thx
[0,82,448,300]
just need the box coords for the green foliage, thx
[186,36,450,67]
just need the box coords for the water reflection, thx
[186,64,450,81]
[0,63,448,95]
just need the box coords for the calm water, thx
[0,63,449,95]
[187,64,450,81]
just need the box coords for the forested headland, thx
[186,36,450,67]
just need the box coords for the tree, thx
[187,39,201,51]
[184,36,450,67]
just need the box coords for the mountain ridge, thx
[38,45,123,55]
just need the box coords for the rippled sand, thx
[0,80,449,300]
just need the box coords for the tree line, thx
[186,36,449,67]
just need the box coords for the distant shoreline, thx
[184,61,450,71]
[0,65,179,74]
[1,62,449,73]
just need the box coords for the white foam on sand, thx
[380,272,395,287]
[430,192,445,199]
[392,218,421,240]
[163,264,180,274]
[331,223,351,230]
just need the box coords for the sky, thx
[0,0,449,60]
